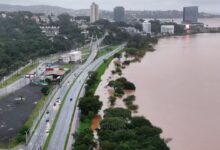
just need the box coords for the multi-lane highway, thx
[24,34,124,150]
[25,37,101,150]
[47,44,125,150]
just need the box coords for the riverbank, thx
[94,55,169,150]
[74,51,169,150]
[95,32,220,150]
[77,56,114,133]
[95,57,137,116]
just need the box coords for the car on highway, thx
[46,110,49,114]
[56,99,61,104]
[46,129,49,134]
[46,118,49,123]
[56,97,61,104]
[70,98,73,101]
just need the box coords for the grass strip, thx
[0,63,39,89]
[96,45,119,59]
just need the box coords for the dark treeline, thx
[75,71,103,150]
[0,12,85,79]
[99,108,170,150]
[0,12,50,78]
[78,71,103,120]
[74,108,170,150]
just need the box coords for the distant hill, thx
[126,10,220,19]
[0,4,75,15]
[0,4,219,18]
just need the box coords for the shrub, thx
[41,86,50,95]
[123,60,130,66]
[114,88,124,97]
[78,96,103,116]
[124,81,136,90]
[128,104,139,111]
[123,95,136,106]
[109,96,117,106]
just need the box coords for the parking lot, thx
[0,84,43,143]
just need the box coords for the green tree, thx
[41,86,50,95]
[78,96,103,116]
[130,116,153,128]
[74,129,96,150]
[123,95,136,106]
[113,52,122,59]
[98,108,170,150]
[100,141,118,150]
[108,96,116,106]
[124,81,136,90]
[104,108,132,119]
[100,117,127,131]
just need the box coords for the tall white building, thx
[90,2,99,23]
[143,21,151,34]
[161,25,175,34]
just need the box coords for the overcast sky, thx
[1,0,220,14]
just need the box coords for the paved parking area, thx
[0,84,43,143]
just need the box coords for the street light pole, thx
[25,131,28,145]
[4,76,8,94]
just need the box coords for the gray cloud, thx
[0,0,219,13]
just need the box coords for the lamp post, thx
[25,130,28,145]
[4,76,7,94]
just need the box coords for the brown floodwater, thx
[121,33,220,150]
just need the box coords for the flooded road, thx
[121,33,220,150]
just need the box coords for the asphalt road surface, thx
[47,44,125,150]
[25,37,101,150]
[23,33,125,150]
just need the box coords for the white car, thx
[45,129,50,134]
[56,100,61,105]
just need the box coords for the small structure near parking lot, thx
[45,67,69,81]
[60,51,82,64]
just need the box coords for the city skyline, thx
[0,0,220,14]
